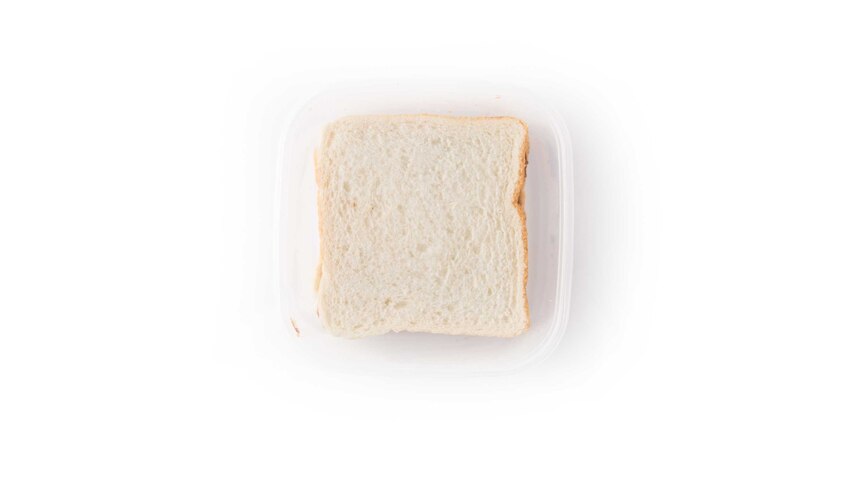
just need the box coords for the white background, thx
[1,0,860,483]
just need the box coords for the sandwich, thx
[314,115,529,337]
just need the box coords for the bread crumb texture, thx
[316,115,528,338]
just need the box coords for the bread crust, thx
[512,118,530,333]
[315,114,530,336]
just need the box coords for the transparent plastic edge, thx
[274,95,311,334]
[274,113,290,331]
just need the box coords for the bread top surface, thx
[315,114,528,337]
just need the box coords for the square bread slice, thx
[314,115,529,338]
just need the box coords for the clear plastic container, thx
[277,80,574,375]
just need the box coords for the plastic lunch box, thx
[277,80,574,375]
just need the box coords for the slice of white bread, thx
[315,115,529,338]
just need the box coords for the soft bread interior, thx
[315,115,529,338]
